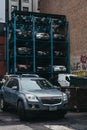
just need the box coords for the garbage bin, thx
[60,76,87,111]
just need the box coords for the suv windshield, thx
[21,78,54,91]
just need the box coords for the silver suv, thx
[0,74,68,120]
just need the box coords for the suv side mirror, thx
[54,85,60,90]
[12,86,18,90]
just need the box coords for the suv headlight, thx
[25,94,39,102]
[63,93,68,101]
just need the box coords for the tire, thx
[0,97,8,111]
[59,110,67,118]
[17,101,26,121]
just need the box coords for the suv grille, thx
[41,97,61,104]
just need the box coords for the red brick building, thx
[0,36,6,76]
[40,0,87,75]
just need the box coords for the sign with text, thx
[0,0,5,23]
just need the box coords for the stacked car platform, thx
[6,11,70,80]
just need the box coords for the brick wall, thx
[0,36,6,76]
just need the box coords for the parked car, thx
[0,74,68,120]
[37,50,49,56]
[53,33,65,40]
[17,64,32,71]
[17,47,32,55]
[37,66,50,72]
[36,32,50,40]
[16,29,32,39]
[58,73,77,87]
[53,65,66,72]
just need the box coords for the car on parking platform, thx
[0,74,68,120]
[36,32,50,40]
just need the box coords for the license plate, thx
[49,106,57,111]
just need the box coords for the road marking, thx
[0,125,33,130]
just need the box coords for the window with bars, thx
[23,0,29,3]
[23,7,29,12]
[11,5,17,12]
[11,0,17,1]
[38,0,40,10]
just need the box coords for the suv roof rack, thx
[4,74,19,78]
[21,74,39,77]
[3,74,39,79]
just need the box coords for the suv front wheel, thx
[0,97,8,111]
[17,100,27,121]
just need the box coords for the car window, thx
[6,78,19,89]
[21,78,54,91]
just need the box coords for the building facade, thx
[40,0,87,76]
[9,0,40,20]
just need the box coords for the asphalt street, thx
[0,110,87,130]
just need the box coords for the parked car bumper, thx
[25,100,68,111]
